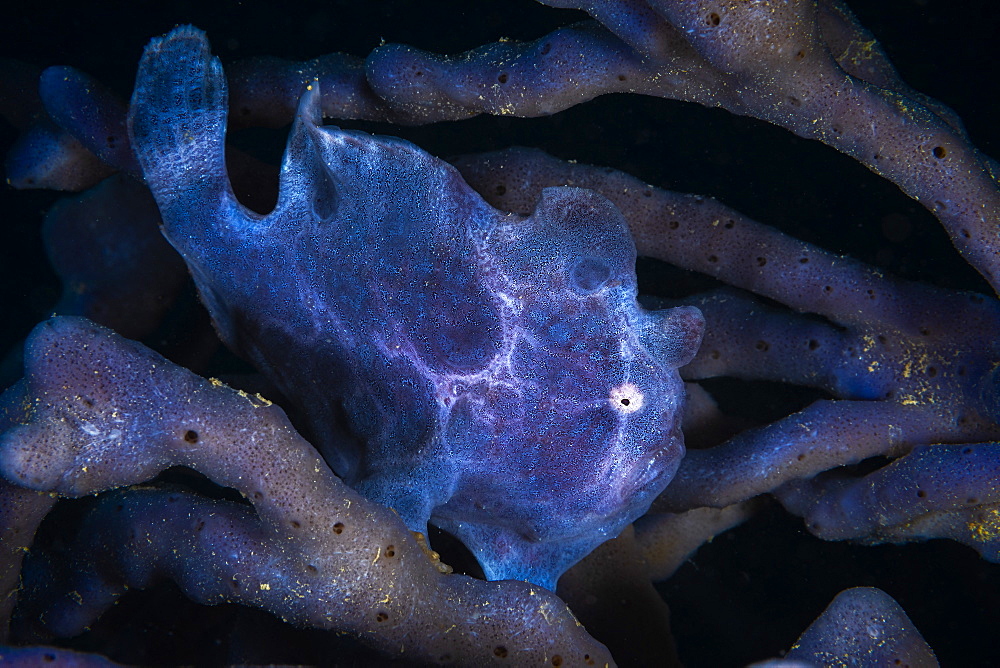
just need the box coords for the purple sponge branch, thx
[0,316,613,666]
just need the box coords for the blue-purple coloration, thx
[128,27,704,588]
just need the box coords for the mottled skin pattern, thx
[128,28,704,588]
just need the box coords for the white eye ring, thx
[609,382,643,413]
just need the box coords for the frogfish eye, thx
[609,382,643,413]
